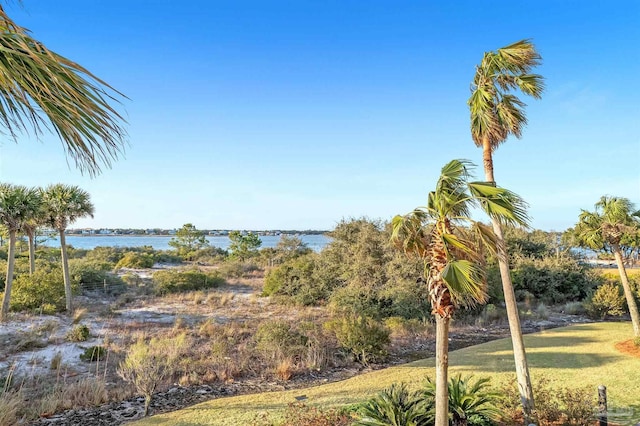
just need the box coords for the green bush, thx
[421,375,501,426]
[80,345,107,362]
[69,259,126,293]
[115,252,155,269]
[84,246,125,266]
[255,320,307,361]
[585,283,626,319]
[506,256,599,305]
[67,324,90,342]
[324,315,390,364]
[152,269,225,294]
[354,383,425,426]
[217,259,261,279]
[498,375,596,425]
[9,265,69,312]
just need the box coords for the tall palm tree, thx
[0,5,126,175]
[20,188,45,274]
[391,159,528,426]
[0,184,41,320]
[574,196,640,336]
[42,184,94,312]
[468,39,544,420]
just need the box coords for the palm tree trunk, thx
[482,137,535,421]
[59,230,73,312]
[1,231,17,321]
[613,244,640,336]
[435,315,449,426]
[28,231,36,274]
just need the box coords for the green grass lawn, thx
[133,322,640,425]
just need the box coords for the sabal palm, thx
[574,196,640,336]
[391,159,528,426]
[0,6,126,175]
[468,39,544,420]
[19,189,45,274]
[0,184,41,320]
[42,184,94,312]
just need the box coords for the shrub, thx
[491,256,598,305]
[324,315,390,364]
[585,283,626,319]
[10,265,69,312]
[354,383,424,426]
[115,252,155,269]
[257,402,352,426]
[84,246,125,265]
[79,346,107,362]
[562,301,587,315]
[67,324,90,342]
[421,375,501,426]
[217,259,261,279]
[152,269,225,294]
[69,259,126,293]
[498,375,596,425]
[118,333,189,416]
[255,320,307,362]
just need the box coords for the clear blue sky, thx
[1,1,638,231]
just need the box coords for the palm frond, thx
[441,260,487,308]
[0,7,127,176]
[468,181,529,227]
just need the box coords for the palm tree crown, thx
[391,159,528,317]
[468,39,544,152]
[0,184,41,232]
[0,6,127,175]
[41,184,95,230]
[575,196,640,250]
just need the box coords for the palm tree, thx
[42,184,94,312]
[0,5,126,175]
[574,196,640,336]
[0,184,41,320]
[468,39,544,419]
[20,189,45,274]
[391,159,528,426]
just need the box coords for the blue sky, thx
[0,1,638,231]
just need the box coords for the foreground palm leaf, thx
[468,39,544,421]
[573,196,640,336]
[391,159,527,426]
[0,6,127,175]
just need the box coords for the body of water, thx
[42,234,330,252]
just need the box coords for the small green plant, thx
[354,383,425,426]
[118,333,189,416]
[585,283,626,319]
[421,375,501,426]
[115,252,155,269]
[79,345,107,362]
[634,336,640,347]
[67,324,90,342]
[153,269,225,294]
[50,351,63,370]
[255,320,307,362]
[324,315,390,364]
